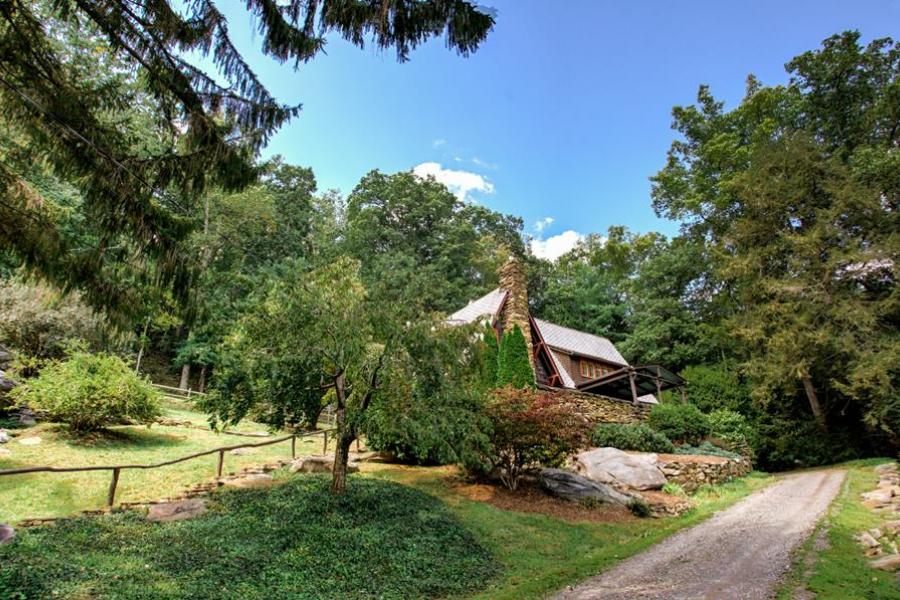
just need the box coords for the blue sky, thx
[218,1,898,259]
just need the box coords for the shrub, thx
[662,482,687,497]
[9,352,162,432]
[674,441,742,460]
[680,364,752,413]
[648,402,710,444]
[707,409,756,456]
[627,498,652,517]
[482,388,590,490]
[495,325,534,388]
[591,423,675,453]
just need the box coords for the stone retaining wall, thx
[559,389,651,425]
[656,453,752,493]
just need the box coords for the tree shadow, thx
[55,426,186,450]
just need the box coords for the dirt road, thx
[552,469,846,600]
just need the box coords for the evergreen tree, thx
[480,325,500,390]
[495,325,534,389]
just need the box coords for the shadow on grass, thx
[53,425,187,450]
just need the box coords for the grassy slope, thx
[0,399,324,523]
[368,466,773,600]
[778,459,900,600]
[0,476,498,600]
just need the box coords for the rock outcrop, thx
[539,468,634,506]
[575,447,666,490]
[147,499,208,523]
[289,454,359,474]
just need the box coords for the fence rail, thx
[0,428,335,508]
[151,383,206,398]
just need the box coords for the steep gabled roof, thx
[446,288,506,325]
[532,318,627,366]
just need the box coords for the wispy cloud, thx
[412,162,494,203]
[533,217,555,233]
[530,230,584,261]
[432,138,447,148]
[471,156,498,170]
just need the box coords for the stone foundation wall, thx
[554,388,651,425]
[657,454,752,493]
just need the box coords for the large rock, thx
[147,499,207,523]
[290,455,359,474]
[575,447,667,491]
[0,524,14,545]
[539,468,634,506]
[0,430,9,444]
[869,553,900,571]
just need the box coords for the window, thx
[580,359,613,379]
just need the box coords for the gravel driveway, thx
[552,469,846,600]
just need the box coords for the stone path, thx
[552,469,846,600]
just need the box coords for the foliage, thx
[0,476,499,599]
[591,423,675,453]
[661,482,687,497]
[0,1,494,312]
[481,388,590,490]
[673,441,742,460]
[681,365,753,414]
[364,321,491,465]
[651,32,899,458]
[648,403,710,445]
[707,409,754,448]
[495,325,534,389]
[627,498,652,518]
[9,352,161,432]
[0,279,115,362]
[345,169,524,315]
[480,325,500,390]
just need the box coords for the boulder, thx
[223,473,276,489]
[17,437,41,446]
[869,553,900,571]
[539,468,634,506]
[290,455,359,474]
[862,489,894,504]
[858,532,881,548]
[575,447,666,491]
[0,430,9,444]
[147,499,207,523]
[0,524,14,545]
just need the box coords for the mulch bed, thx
[451,478,636,523]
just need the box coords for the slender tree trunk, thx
[801,375,827,431]
[330,372,353,494]
[198,365,207,393]
[179,363,191,391]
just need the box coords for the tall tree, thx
[651,32,899,446]
[0,0,495,312]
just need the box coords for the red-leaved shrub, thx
[483,387,590,490]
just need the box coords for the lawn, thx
[0,399,325,523]
[778,459,900,600]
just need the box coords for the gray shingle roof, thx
[532,318,627,366]
[446,288,505,325]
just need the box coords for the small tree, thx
[496,325,534,388]
[10,351,162,433]
[483,388,589,490]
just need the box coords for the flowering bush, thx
[482,387,590,490]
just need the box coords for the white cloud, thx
[412,161,494,202]
[432,138,447,148]
[530,230,584,261]
[533,217,554,233]
[471,156,498,170]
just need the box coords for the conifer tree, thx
[495,325,534,389]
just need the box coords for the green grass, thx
[368,466,774,599]
[778,459,900,600]
[0,475,499,600]
[0,400,325,523]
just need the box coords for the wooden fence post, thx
[107,468,121,507]
[323,431,328,454]
[291,435,296,459]
[216,449,225,479]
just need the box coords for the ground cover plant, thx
[591,423,675,453]
[0,398,321,523]
[0,476,499,600]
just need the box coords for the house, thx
[447,259,685,411]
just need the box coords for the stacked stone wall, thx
[656,454,752,492]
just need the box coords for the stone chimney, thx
[498,257,535,371]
